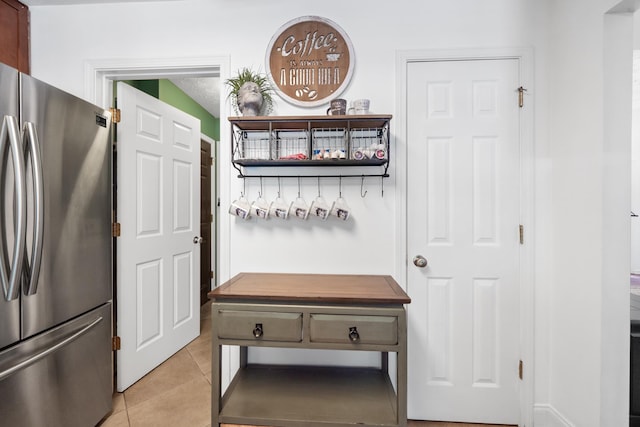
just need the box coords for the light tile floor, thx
[98,304,513,427]
[98,304,212,427]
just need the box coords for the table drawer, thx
[217,310,303,342]
[309,314,398,345]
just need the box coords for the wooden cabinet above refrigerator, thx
[0,0,29,74]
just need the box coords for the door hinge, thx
[209,156,214,167]
[210,271,214,279]
[112,336,121,351]
[518,86,527,108]
[209,213,213,223]
[519,224,524,245]
[112,222,121,237]
[110,107,121,124]
[519,360,523,380]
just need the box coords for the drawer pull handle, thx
[348,327,360,342]
[253,323,263,338]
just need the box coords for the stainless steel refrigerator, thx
[0,62,113,426]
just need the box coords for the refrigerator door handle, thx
[0,115,27,302]
[21,121,44,296]
[0,316,103,381]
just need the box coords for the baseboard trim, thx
[533,404,574,427]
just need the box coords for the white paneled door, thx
[116,82,201,391]
[406,59,521,424]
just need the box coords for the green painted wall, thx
[126,80,159,98]
[120,79,219,141]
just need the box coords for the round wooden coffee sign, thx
[266,16,355,107]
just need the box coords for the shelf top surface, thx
[209,272,410,305]
[228,114,392,131]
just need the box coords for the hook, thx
[381,176,384,198]
[360,176,368,198]
[317,176,321,197]
[339,176,342,198]
[277,177,281,198]
[242,178,246,197]
[258,176,263,198]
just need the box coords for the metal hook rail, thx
[237,174,387,197]
[235,172,389,179]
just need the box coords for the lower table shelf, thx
[220,364,399,427]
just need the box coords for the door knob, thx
[413,255,428,268]
[193,236,203,244]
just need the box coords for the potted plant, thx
[225,67,274,116]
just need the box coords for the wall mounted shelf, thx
[229,114,392,179]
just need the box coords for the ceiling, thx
[169,77,221,118]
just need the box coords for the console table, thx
[209,272,411,427]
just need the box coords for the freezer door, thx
[20,73,112,338]
[0,302,113,427]
[0,62,21,349]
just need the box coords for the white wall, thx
[544,3,604,425]
[544,1,631,426]
[28,1,545,290]
[25,0,632,425]
[632,15,640,273]
[602,12,632,427]
[632,49,640,273]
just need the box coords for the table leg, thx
[397,309,408,427]
[211,305,221,427]
[240,346,248,368]
[381,352,389,374]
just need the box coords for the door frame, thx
[395,47,535,427]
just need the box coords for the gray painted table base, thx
[209,273,410,427]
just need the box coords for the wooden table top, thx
[208,273,411,305]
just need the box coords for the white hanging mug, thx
[251,196,270,219]
[270,196,292,220]
[289,196,310,220]
[330,196,351,221]
[229,195,251,220]
[310,195,330,221]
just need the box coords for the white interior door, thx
[406,59,521,424]
[116,82,201,391]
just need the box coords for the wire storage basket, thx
[274,130,309,160]
[311,128,347,160]
[233,130,273,161]
[350,127,388,161]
